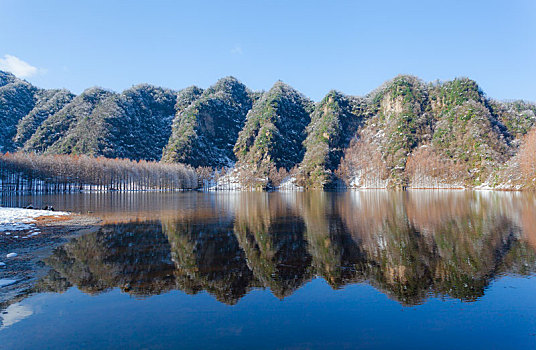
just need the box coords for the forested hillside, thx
[162,77,253,167]
[45,85,177,161]
[0,72,38,152]
[1,70,535,190]
[296,91,368,188]
[233,81,312,188]
[338,76,536,189]
[13,89,75,148]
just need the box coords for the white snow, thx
[0,207,68,233]
[0,279,17,288]
[208,169,244,191]
[278,176,303,191]
[349,170,390,189]
[474,183,495,190]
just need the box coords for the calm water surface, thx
[1,191,536,349]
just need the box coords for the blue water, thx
[2,277,535,349]
[1,191,535,349]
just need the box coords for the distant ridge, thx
[1,71,535,189]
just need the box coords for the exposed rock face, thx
[365,76,434,186]
[427,78,513,184]
[339,76,532,189]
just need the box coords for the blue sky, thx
[0,0,534,101]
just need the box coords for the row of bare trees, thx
[0,152,198,193]
[405,147,468,188]
[518,127,536,189]
[337,137,475,189]
[336,138,390,188]
[3,125,535,193]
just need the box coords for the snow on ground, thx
[208,170,306,191]
[493,181,523,191]
[349,172,389,189]
[476,179,523,191]
[278,176,303,191]
[474,182,495,190]
[0,207,68,233]
[208,169,243,191]
[0,279,18,288]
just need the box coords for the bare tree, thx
[0,152,198,193]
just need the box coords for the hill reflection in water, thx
[37,191,536,306]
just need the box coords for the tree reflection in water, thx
[38,191,536,306]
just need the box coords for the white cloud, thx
[0,303,33,329]
[0,54,39,78]
[231,45,243,55]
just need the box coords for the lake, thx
[1,191,536,349]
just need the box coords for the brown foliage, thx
[268,165,290,188]
[0,152,198,192]
[519,127,536,187]
[336,137,389,186]
[405,146,468,188]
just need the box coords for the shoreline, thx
[0,209,101,309]
[1,186,531,195]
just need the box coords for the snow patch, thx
[0,279,17,288]
[0,207,68,232]
[207,169,243,191]
[474,182,495,190]
[277,177,303,191]
[349,170,389,189]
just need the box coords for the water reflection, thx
[37,191,536,306]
